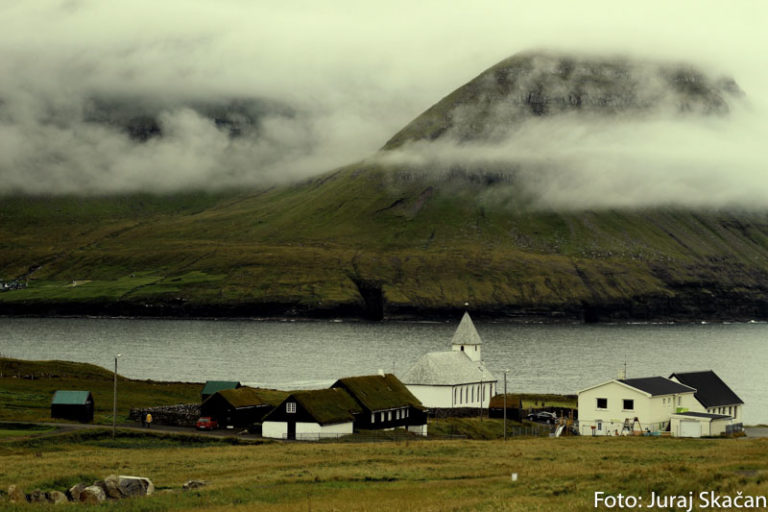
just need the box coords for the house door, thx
[287,421,296,440]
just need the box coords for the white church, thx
[400,312,497,408]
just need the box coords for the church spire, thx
[451,312,483,361]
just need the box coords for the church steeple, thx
[451,312,483,362]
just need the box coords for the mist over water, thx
[1,317,765,424]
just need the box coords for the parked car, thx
[196,416,219,430]
[527,411,557,423]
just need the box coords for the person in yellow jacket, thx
[145,413,153,429]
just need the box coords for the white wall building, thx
[401,312,496,408]
[578,377,699,436]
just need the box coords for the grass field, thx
[3,428,768,511]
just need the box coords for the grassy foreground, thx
[3,429,768,511]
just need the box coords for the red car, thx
[195,416,218,430]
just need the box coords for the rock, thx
[7,484,26,503]
[118,475,154,497]
[104,474,123,499]
[67,482,87,501]
[46,490,68,504]
[80,485,106,504]
[28,489,46,503]
[182,480,207,490]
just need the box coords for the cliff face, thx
[383,51,741,149]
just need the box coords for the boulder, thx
[80,485,106,504]
[28,489,46,503]
[7,485,26,503]
[46,490,68,504]
[182,480,207,490]
[67,482,87,501]
[104,474,124,499]
[118,475,154,497]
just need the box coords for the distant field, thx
[3,428,768,511]
[0,357,201,424]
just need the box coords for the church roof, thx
[400,351,496,385]
[451,312,483,346]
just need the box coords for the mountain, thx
[1,51,767,322]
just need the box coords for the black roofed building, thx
[577,376,699,436]
[332,373,428,436]
[51,390,94,423]
[201,387,286,428]
[262,388,361,440]
[669,370,744,423]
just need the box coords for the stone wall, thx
[129,404,200,427]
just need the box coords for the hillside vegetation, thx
[2,52,767,322]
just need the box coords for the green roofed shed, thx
[201,381,241,402]
[51,390,94,423]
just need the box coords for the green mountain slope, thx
[1,52,766,322]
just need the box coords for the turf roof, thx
[332,374,424,412]
[290,388,361,425]
[213,386,287,408]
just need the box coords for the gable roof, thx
[401,351,495,385]
[52,390,92,405]
[620,377,695,396]
[669,370,744,407]
[332,374,424,412]
[451,312,483,346]
[201,381,241,396]
[210,386,285,409]
[289,388,361,425]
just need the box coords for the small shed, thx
[51,390,94,423]
[201,387,280,428]
[201,381,241,402]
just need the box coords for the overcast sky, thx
[0,0,766,205]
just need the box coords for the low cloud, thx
[0,0,766,204]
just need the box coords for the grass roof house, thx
[332,373,428,436]
[262,388,361,440]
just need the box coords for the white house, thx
[401,312,496,408]
[578,377,699,436]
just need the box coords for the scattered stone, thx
[80,485,106,504]
[182,480,207,490]
[67,482,87,502]
[118,475,154,497]
[7,485,26,503]
[46,490,68,504]
[28,489,46,503]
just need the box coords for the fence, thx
[726,423,744,435]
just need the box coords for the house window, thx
[405,408,409,418]
[371,413,375,423]
[388,411,392,421]
[597,421,602,431]
[471,387,475,403]
[396,410,400,420]
[596,398,607,409]
[677,397,681,406]
[286,402,296,414]
[623,399,634,411]
[380,412,385,422]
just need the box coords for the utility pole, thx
[112,354,121,438]
[503,369,509,441]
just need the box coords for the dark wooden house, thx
[51,390,94,423]
[262,388,361,440]
[331,374,428,435]
[488,394,523,421]
[201,381,241,402]
[200,386,282,428]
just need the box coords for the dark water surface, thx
[1,318,765,424]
